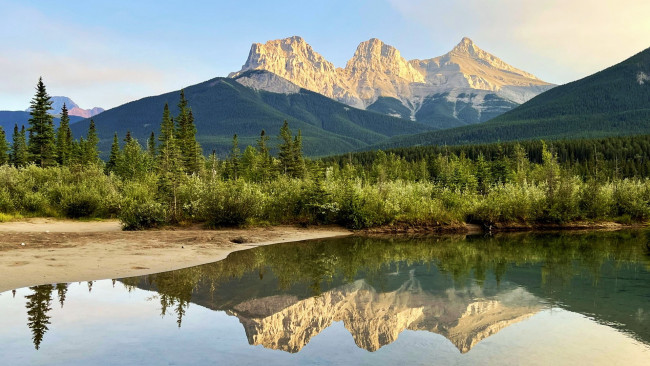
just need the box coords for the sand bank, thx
[0,219,351,292]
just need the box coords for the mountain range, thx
[69,75,432,157]
[372,46,650,149]
[4,37,648,157]
[229,36,554,128]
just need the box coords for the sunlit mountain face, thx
[230,36,554,128]
[1,232,649,365]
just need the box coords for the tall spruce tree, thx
[157,104,183,222]
[256,129,271,181]
[174,91,201,174]
[27,77,56,167]
[55,103,73,165]
[105,133,120,173]
[81,119,100,165]
[147,132,156,156]
[0,126,9,165]
[278,121,294,176]
[228,134,240,179]
[11,125,29,167]
[292,129,305,178]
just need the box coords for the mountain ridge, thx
[230,36,554,128]
[69,73,433,158]
[370,46,650,149]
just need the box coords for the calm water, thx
[1,231,649,365]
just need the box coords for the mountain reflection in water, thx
[2,231,650,364]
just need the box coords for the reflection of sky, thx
[1,281,648,365]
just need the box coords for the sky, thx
[1,0,649,111]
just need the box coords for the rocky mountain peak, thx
[451,37,476,54]
[444,37,540,80]
[345,38,425,84]
[229,35,553,123]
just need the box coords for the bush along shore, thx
[1,79,649,231]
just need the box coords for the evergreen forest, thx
[2,79,650,230]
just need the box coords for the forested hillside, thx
[70,73,432,158]
[372,47,650,148]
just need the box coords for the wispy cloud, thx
[0,2,203,110]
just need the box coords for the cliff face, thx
[230,36,554,126]
[228,274,543,353]
[228,36,363,108]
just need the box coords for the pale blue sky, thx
[1,0,649,110]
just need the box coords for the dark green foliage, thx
[80,119,100,165]
[27,77,57,167]
[147,131,156,157]
[328,134,650,181]
[175,90,202,174]
[156,104,183,222]
[55,103,73,166]
[277,121,304,177]
[106,133,120,174]
[115,134,152,180]
[278,121,293,175]
[228,134,240,179]
[0,126,8,165]
[11,125,29,167]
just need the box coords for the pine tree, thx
[55,103,73,165]
[27,77,56,167]
[278,121,294,175]
[157,104,183,222]
[256,129,271,181]
[105,133,120,173]
[174,90,202,174]
[11,125,29,167]
[186,109,203,174]
[147,131,156,156]
[0,126,9,165]
[292,129,305,178]
[228,134,240,179]
[80,119,100,166]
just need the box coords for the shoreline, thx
[361,220,646,234]
[0,218,645,293]
[0,219,351,293]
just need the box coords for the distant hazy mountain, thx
[370,46,650,149]
[0,111,84,139]
[26,96,104,118]
[229,36,553,129]
[70,73,432,158]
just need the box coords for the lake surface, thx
[1,231,649,365]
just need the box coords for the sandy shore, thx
[0,218,351,293]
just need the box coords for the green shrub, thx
[613,179,650,219]
[119,201,166,230]
[118,176,164,230]
[0,188,15,213]
[580,181,615,219]
[200,180,264,227]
